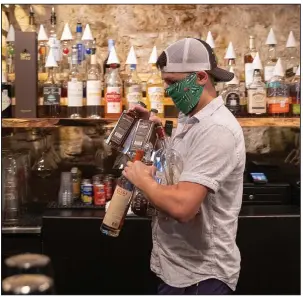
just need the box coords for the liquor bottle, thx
[247,53,267,116]
[48,7,61,68]
[67,45,83,118]
[2,71,12,118]
[244,36,257,88]
[105,60,122,118]
[82,24,94,74]
[75,22,85,70]
[264,28,278,82]
[6,25,15,76]
[60,23,73,77]
[285,31,299,82]
[25,6,36,33]
[100,149,145,237]
[289,65,300,117]
[221,67,242,117]
[146,63,164,118]
[86,54,101,118]
[43,65,61,118]
[124,64,143,110]
[38,28,48,74]
[267,58,289,117]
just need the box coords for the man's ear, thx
[196,71,208,86]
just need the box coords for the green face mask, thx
[166,73,204,115]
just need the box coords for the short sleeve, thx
[179,124,238,193]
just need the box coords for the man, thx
[123,38,246,295]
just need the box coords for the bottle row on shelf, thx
[2,6,301,121]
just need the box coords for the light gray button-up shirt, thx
[151,96,246,291]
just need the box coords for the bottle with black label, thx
[42,48,61,118]
[2,71,12,118]
[221,67,242,117]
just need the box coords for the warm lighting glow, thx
[4,4,9,8]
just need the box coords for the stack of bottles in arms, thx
[2,6,300,119]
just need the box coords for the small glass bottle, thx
[86,54,101,118]
[247,69,267,116]
[244,36,257,88]
[104,64,122,119]
[43,66,61,118]
[67,45,83,118]
[124,64,143,110]
[267,60,290,117]
[48,7,61,66]
[147,63,164,118]
[289,66,300,117]
[221,68,242,117]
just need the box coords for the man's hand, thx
[122,160,156,190]
[129,105,162,125]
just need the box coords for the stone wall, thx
[1,4,301,155]
[3,4,300,73]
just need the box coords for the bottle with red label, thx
[104,63,122,119]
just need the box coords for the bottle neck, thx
[227,59,236,66]
[29,14,35,26]
[47,67,56,82]
[71,51,78,66]
[249,37,256,51]
[267,45,276,59]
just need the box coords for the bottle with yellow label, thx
[146,63,164,118]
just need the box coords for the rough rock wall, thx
[2,4,300,154]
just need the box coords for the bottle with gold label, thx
[124,64,143,110]
[247,53,267,116]
[100,150,144,237]
[146,63,164,118]
[267,58,290,117]
[289,65,300,117]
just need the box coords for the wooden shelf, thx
[2,117,300,128]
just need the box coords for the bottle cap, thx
[37,24,48,41]
[81,24,94,41]
[45,48,58,68]
[61,23,73,41]
[273,58,284,77]
[6,24,15,42]
[265,28,277,45]
[148,46,158,64]
[295,65,300,76]
[205,31,215,49]
[126,46,137,65]
[252,52,263,70]
[107,45,120,64]
[225,66,239,85]
[224,42,236,59]
[132,150,145,162]
[76,22,82,33]
[286,31,296,48]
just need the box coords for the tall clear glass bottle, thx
[244,36,257,88]
[247,69,267,116]
[104,64,122,118]
[86,54,101,118]
[124,64,143,110]
[48,7,61,69]
[146,64,164,117]
[67,45,83,118]
[285,47,299,82]
[264,45,278,82]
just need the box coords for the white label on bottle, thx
[264,66,275,81]
[245,63,254,87]
[2,90,11,111]
[247,89,266,114]
[126,85,142,108]
[103,185,133,229]
[87,80,101,106]
[68,81,83,107]
[148,87,164,113]
[106,87,122,114]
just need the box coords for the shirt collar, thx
[192,96,224,122]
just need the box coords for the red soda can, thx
[94,183,106,206]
